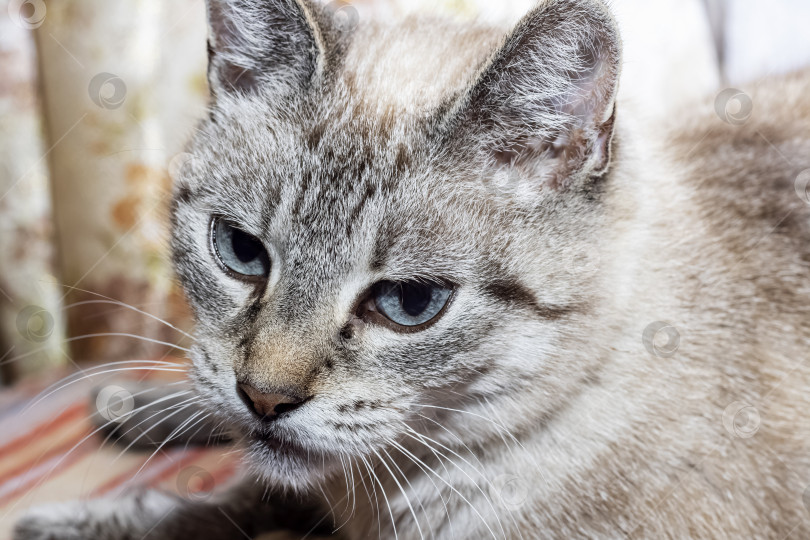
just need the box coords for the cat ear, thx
[444,0,622,189]
[205,0,326,97]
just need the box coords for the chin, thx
[244,431,336,492]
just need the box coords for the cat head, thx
[171,0,621,490]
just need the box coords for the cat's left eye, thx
[210,217,270,279]
[363,280,453,330]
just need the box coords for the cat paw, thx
[13,503,90,540]
[13,491,182,540]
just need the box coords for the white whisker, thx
[130,409,209,481]
[383,447,433,539]
[113,397,202,459]
[402,426,501,539]
[358,455,383,539]
[63,299,196,341]
[62,333,191,353]
[23,362,188,413]
[387,438,455,539]
[374,448,425,540]
[366,453,399,540]
[106,393,199,451]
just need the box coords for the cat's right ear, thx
[205,0,326,97]
[440,0,622,191]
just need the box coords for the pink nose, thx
[237,383,305,420]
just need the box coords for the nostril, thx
[273,400,303,416]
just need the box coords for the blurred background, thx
[1,0,810,385]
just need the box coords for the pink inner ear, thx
[443,0,621,189]
[590,106,617,175]
[549,132,571,158]
[543,105,617,189]
[491,134,559,168]
[490,54,620,187]
[563,50,620,126]
[487,102,616,192]
[217,62,259,93]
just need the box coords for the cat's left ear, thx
[205,0,327,97]
[443,0,622,189]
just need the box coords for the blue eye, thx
[211,218,270,278]
[373,281,453,327]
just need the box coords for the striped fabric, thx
[0,361,242,538]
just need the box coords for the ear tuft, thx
[445,0,622,190]
[206,0,326,97]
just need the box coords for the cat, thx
[14,0,810,538]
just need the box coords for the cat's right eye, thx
[210,217,270,280]
[356,280,454,332]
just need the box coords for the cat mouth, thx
[249,428,307,457]
[256,434,289,451]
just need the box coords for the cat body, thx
[14,0,810,539]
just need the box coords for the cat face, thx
[170,0,620,490]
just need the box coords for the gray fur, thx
[15,0,810,538]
